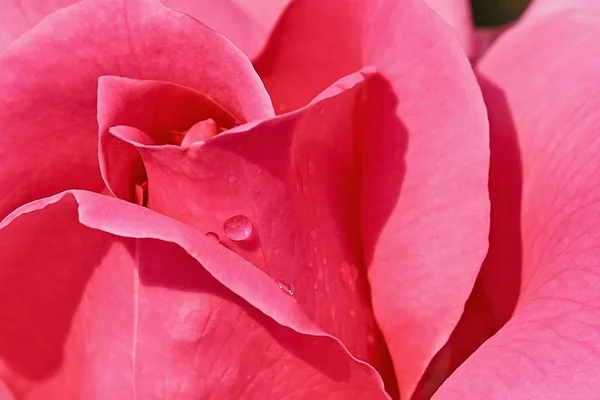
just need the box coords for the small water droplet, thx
[317,107,324,115]
[276,280,294,295]
[309,229,317,239]
[223,215,253,241]
[349,309,356,317]
[317,268,324,280]
[308,160,316,175]
[322,257,328,265]
[308,261,314,268]
[312,246,318,253]
[256,168,263,174]
[325,285,331,293]
[205,232,220,243]
[228,174,238,183]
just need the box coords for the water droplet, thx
[349,309,356,318]
[205,232,220,243]
[223,215,253,241]
[308,261,314,268]
[276,280,294,295]
[308,160,316,175]
[322,257,328,265]
[325,285,331,293]
[312,246,318,253]
[317,107,325,115]
[228,174,237,183]
[309,229,317,239]
[256,168,263,174]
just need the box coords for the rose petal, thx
[255,1,490,397]
[0,0,76,51]
[0,0,272,220]
[475,26,510,61]
[0,190,389,399]
[433,10,600,399]
[97,76,239,199]
[424,0,475,57]
[522,0,600,20]
[99,70,398,394]
[0,0,290,57]
[161,0,290,58]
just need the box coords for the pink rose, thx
[0,0,597,399]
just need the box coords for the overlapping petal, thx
[97,70,399,394]
[0,0,76,51]
[0,190,390,399]
[0,0,272,220]
[254,1,490,397]
[0,0,289,56]
[424,0,474,57]
[161,0,290,57]
[434,5,600,399]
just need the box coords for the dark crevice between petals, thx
[98,76,243,207]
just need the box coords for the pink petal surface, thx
[98,70,398,395]
[0,0,272,220]
[255,1,490,397]
[0,190,390,399]
[423,0,475,57]
[474,26,510,61]
[522,0,600,20]
[0,0,289,57]
[161,0,290,58]
[0,0,76,51]
[433,9,600,399]
[97,76,239,200]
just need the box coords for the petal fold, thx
[0,0,272,219]
[0,191,389,399]
[255,1,490,396]
[424,0,474,57]
[98,70,399,393]
[434,10,600,399]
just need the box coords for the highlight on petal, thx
[161,0,291,58]
[97,70,399,395]
[0,0,272,220]
[0,190,390,399]
[433,10,600,399]
[255,0,490,397]
[0,0,77,51]
[424,0,475,57]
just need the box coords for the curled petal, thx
[98,70,398,393]
[434,10,600,399]
[0,0,272,220]
[0,191,390,399]
[255,0,490,396]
